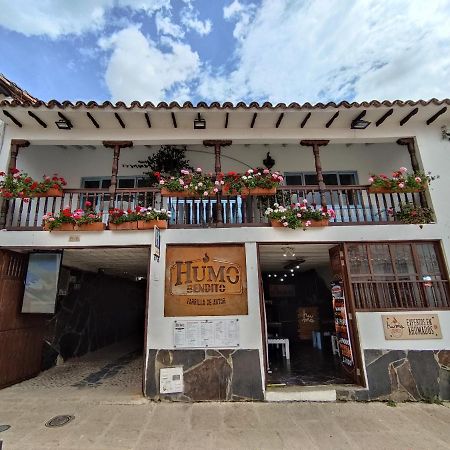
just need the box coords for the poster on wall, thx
[21,253,62,314]
[164,245,248,316]
[174,319,239,348]
[331,281,355,369]
[382,315,442,340]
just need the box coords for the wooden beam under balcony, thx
[114,112,126,128]
[224,112,229,128]
[275,113,284,128]
[300,112,311,128]
[28,111,47,128]
[250,112,257,128]
[171,112,177,128]
[400,108,418,126]
[325,111,339,128]
[426,107,447,125]
[144,112,152,128]
[86,112,100,128]
[375,108,393,127]
[2,110,22,127]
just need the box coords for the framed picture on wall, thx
[21,253,62,314]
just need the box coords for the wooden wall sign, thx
[382,314,442,340]
[297,306,320,340]
[165,245,248,317]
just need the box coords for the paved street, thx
[0,341,450,449]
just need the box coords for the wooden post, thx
[300,140,329,207]
[103,141,133,209]
[397,137,427,206]
[203,140,232,225]
[0,140,30,229]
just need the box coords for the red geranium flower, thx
[9,168,20,175]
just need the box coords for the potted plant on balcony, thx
[0,168,66,198]
[368,167,435,193]
[108,207,140,230]
[158,168,216,197]
[222,169,284,196]
[393,202,434,227]
[137,207,171,229]
[43,201,104,231]
[265,200,335,229]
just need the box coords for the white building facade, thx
[0,88,449,401]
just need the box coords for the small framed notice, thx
[382,314,442,340]
[174,318,239,348]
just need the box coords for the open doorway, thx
[258,243,359,387]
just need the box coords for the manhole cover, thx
[45,415,74,428]
[0,425,10,433]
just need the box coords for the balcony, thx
[3,185,428,230]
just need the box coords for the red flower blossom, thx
[62,208,72,217]
[9,168,20,175]
[85,201,92,207]
[30,182,38,190]
[0,172,5,176]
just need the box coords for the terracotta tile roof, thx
[1,98,450,110]
[0,74,39,104]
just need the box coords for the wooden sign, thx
[382,314,442,340]
[165,245,248,317]
[297,306,320,340]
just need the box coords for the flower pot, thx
[223,186,277,196]
[75,222,105,231]
[161,188,214,198]
[270,219,285,227]
[306,219,329,227]
[31,188,64,197]
[368,186,424,194]
[43,222,75,231]
[137,220,168,229]
[108,221,138,230]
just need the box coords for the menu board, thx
[297,306,320,340]
[174,319,239,348]
[331,281,354,369]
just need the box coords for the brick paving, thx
[0,341,450,449]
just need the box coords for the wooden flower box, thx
[108,221,138,230]
[31,188,64,197]
[43,222,75,231]
[368,186,424,194]
[270,219,284,227]
[160,188,215,198]
[137,220,168,229]
[307,219,330,227]
[75,222,105,231]
[223,186,277,196]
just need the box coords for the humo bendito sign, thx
[165,245,248,316]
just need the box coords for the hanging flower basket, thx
[109,221,138,230]
[30,187,64,197]
[137,219,168,229]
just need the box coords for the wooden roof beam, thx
[144,112,151,128]
[2,110,22,127]
[325,111,339,128]
[224,112,229,128]
[250,112,257,128]
[426,107,447,125]
[57,112,73,128]
[275,113,284,128]
[171,112,177,128]
[86,112,100,128]
[300,112,311,128]
[28,111,47,128]
[375,108,393,127]
[114,112,126,128]
[400,107,418,126]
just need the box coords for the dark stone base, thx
[145,349,264,401]
[363,349,450,401]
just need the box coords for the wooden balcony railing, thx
[2,185,430,230]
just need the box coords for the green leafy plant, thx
[109,206,171,224]
[395,202,434,225]
[43,201,102,230]
[222,168,284,194]
[158,168,216,196]
[264,200,335,229]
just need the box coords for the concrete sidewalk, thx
[1,397,450,450]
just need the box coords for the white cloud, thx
[181,4,212,36]
[0,0,170,38]
[99,26,200,102]
[155,12,185,38]
[200,0,450,103]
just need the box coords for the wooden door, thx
[329,245,364,385]
[0,250,46,388]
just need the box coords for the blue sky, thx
[1,0,450,104]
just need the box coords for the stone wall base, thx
[361,349,450,401]
[145,349,264,401]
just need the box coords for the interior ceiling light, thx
[281,246,295,257]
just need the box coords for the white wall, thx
[357,311,450,351]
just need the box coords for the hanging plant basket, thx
[108,221,138,230]
[31,188,64,198]
[223,185,276,196]
[75,222,105,231]
[137,220,168,229]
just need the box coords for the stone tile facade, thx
[145,349,264,401]
[363,349,450,401]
